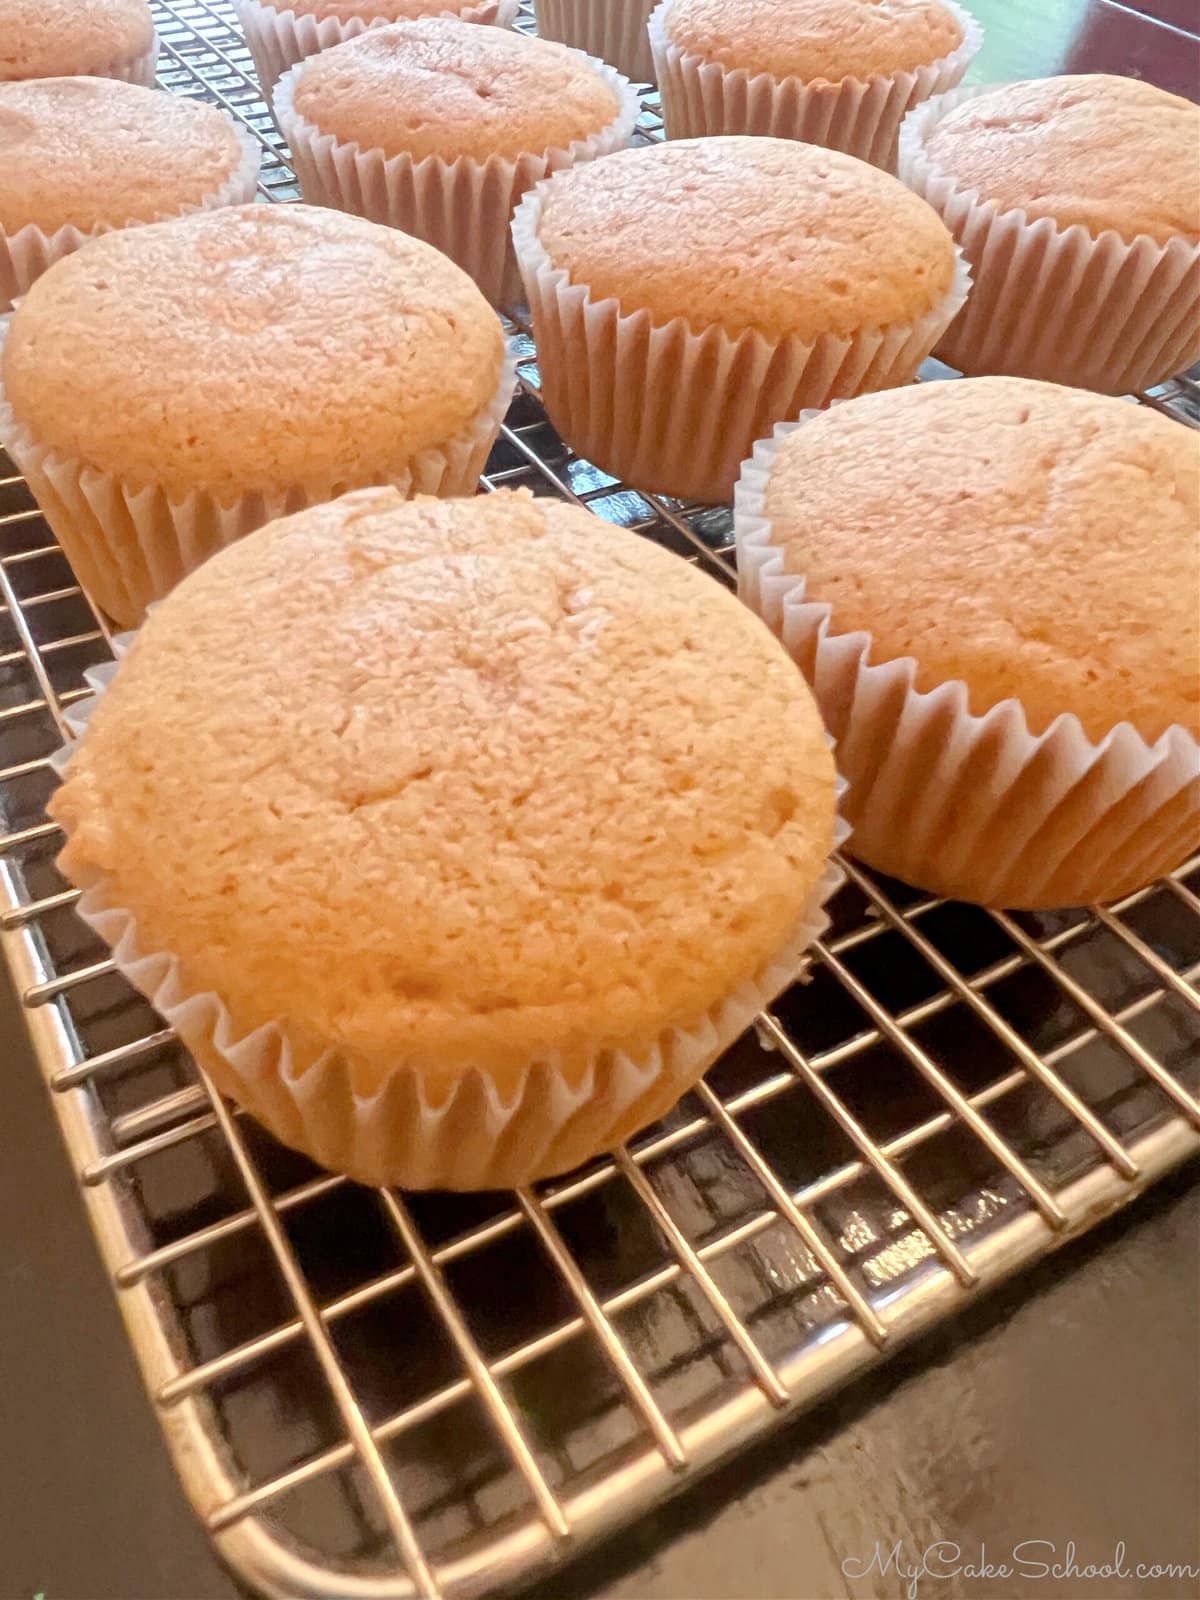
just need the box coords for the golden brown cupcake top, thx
[0,0,154,80]
[0,78,245,234]
[923,75,1200,246]
[663,0,965,82]
[534,136,957,339]
[52,488,837,1085]
[760,377,1200,741]
[2,204,504,500]
[290,17,622,164]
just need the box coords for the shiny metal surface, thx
[0,3,1197,1598]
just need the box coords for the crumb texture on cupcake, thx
[0,0,154,79]
[52,489,836,1086]
[762,376,1200,741]
[292,17,621,163]
[663,0,965,81]
[923,74,1200,245]
[533,135,956,338]
[1,203,504,500]
[0,78,243,233]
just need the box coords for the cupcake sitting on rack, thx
[898,74,1200,394]
[735,376,1200,909]
[49,488,843,1190]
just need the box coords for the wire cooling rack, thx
[1,3,1198,1597]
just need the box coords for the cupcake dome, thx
[289,17,623,163]
[533,135,956,337]
[736,376,1200,907]
[922,74,1200,246]
[0,0,155,82]
[50,487,839,1188]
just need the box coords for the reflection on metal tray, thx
[0,3,1197,1598]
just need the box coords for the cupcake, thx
[0,0,157,85]
[234,0,520,98]
[275,18,639,307]
[898,75,1200,393]
[512,135,968,502]
[50,487,842,1190]
[0,78,260,313]
[649,0,980,170]
[735,377,1200,909]
[534,0,657,84]
[0,204,513,627]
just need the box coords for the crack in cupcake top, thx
[51,488,836,1084]
[761,376,1200,741]
[2,203,504,499]
[923,75,1200,246]
[0,77,244,234]
[663,0,965,83]
[291,16,621,164]
[0,0,153,79]
[534,136,956,340]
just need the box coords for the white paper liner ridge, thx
[234,0,521,98]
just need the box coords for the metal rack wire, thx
[1,3,1198,1597]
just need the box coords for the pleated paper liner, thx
[898,85,1200,393]
[0,328,517,627]
[736,419,1200,910]
[648,0,981,171]
[534,0,658,85]
[233,0,520,98]
[52,650,848,1192]
[512,181,971,502]
[0,128,261,314]
[274,48,640,308]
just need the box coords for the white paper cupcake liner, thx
[52,650,848,1190]
[648,0,981,170]
[0,327,517,627]
[274,49,639,308]
[234,0,520,98]
[735,419,1200,909]
[511,183,970,501]
[533,0,657,84]
[0,129,261,316]
[100,34,161,86]
[897,85,1200,393]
